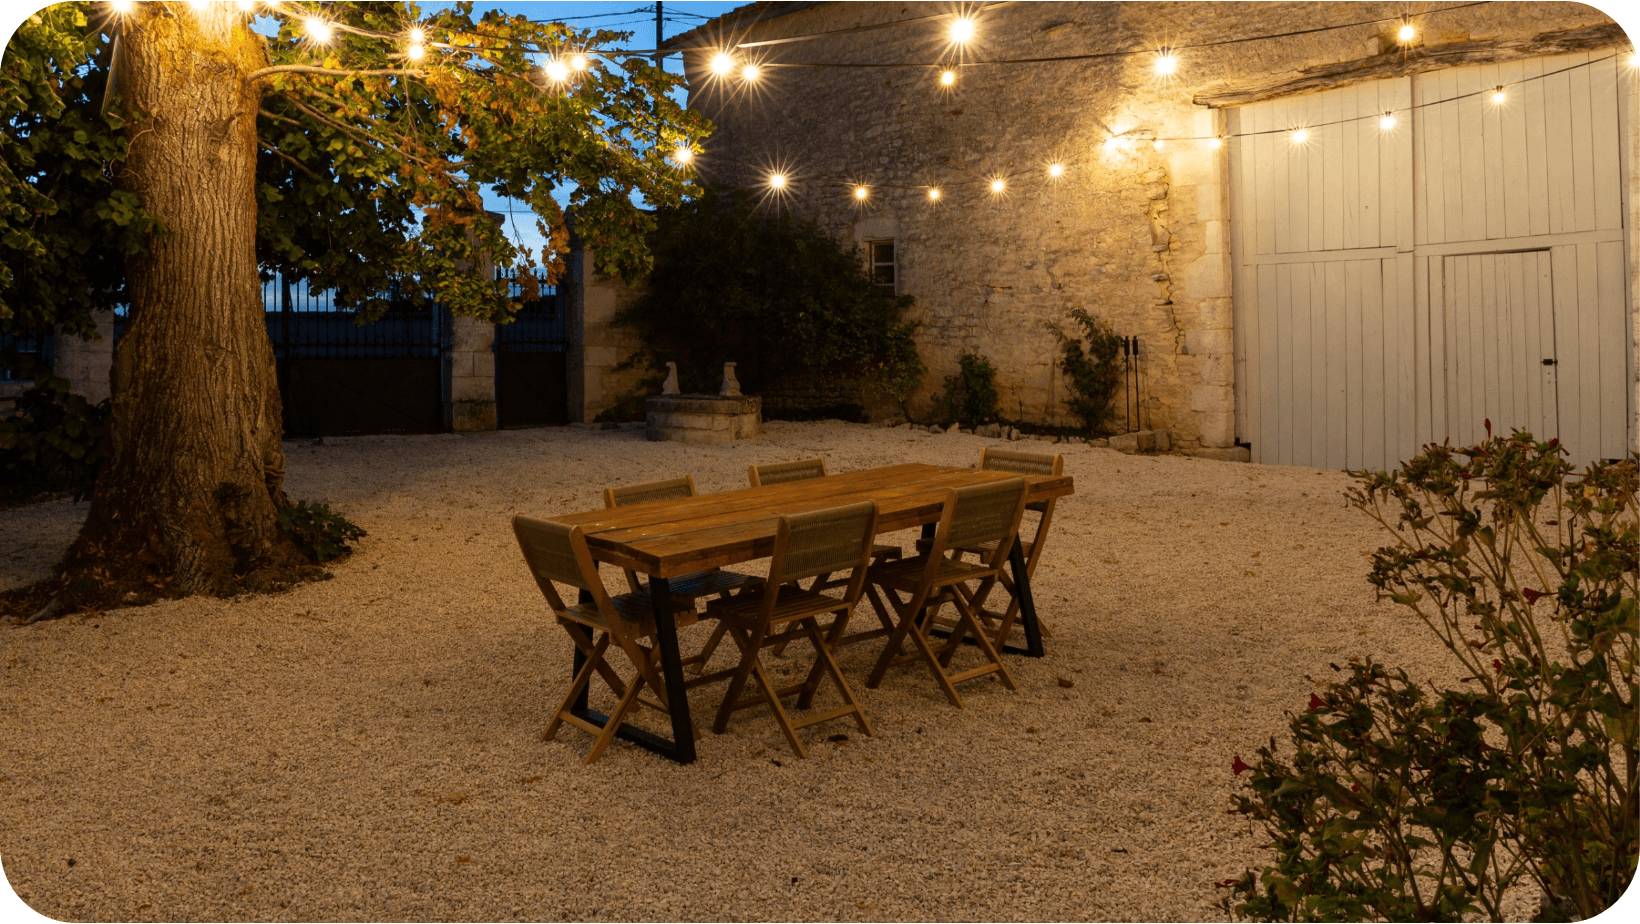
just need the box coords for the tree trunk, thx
[63,5,308,602]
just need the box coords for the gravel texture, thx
[1,421,1484,921]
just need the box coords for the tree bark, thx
[64,5,308,601]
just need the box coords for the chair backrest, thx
[748,457,827,487]
[980,447,1061,512]
[767,501,880,606]
[604,475,696,509]
[944,478,1029,558]
[512,514,611,613]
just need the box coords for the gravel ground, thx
[1,420,1488,921]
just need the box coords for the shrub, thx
[0,362,108,502]
[931,352,1000,429]
[1224,432,1637,922]
[611,186,923,410]
[277,500,366,562]
[1054,307,1124,435]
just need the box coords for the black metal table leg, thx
[647,576,697,763]
[1009,538,1045,658]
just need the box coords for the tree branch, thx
[257,139,320,180]
[247,65,424,82]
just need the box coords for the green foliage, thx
[931,352,1000,428]
[1054,308,1123,435]
[612,186,923,407]
[0,359,108,502]
[0,2,158,338]
[1225,433,1638,922]
[277,501,366,563]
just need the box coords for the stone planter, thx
[645,394,761,444]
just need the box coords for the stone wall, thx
[567,244,650,422]
[680,1,1619,450]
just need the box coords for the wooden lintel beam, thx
[1193,22,1629,108]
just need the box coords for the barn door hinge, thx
[1541,358,1557,366]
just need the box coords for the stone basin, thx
[645,394,762,444]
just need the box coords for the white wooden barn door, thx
[1230,52,1632,470]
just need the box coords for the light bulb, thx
[741,64,761,81]
[1491,87,1506,104]
[1155,53,1178,76]
[1047,163,1064,177]
[1380,112,1397,130]
[1153,139,1165,150]
[406,43,425,61]
[110,0,133,11]
[950,17,975,43]
[928,188,941,201]
[768,172,786,189]
[710,52,734,75]
[940,69,956,86]
[235,1,257,11]
[544,59,570,82]
[990,178,1006,193]
[673,146,693,164]
[1207,137,1223,149]
[854,186,869,200]
[408,26,425,43]
[570,54,589,71]
[1290,128,1309,144]
[305,17,333,43]
[1397,23,1416,42]
[1103,137,1118,151]
[1630,51,1639,68]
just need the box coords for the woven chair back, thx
[749,457,827,487]
[605,475,694,509]
[980,447,1062,476]
[777,501,878,584]
[946,478,1028,551]
[511,514,600,609]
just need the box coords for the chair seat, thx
[706,587,853,626]
[562,592,700,634]
[867,554,997,594]
[915,537,1033,559]
[870,543,902,559]
[640,569,762,603]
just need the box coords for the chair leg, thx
[747,654,807,758]
[796,608,850,709]
[950,593,1018,691]
[712,625,760,735]
[907,605,965,707]
[585,666,647,764]
[687,620,730,674]
[864,585,917,690]
[543,631,611,742]
[800,616,872,737]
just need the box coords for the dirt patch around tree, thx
[0,421,1506,920]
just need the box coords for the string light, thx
[1207,137,1223,149]
[711,52,735,75]
[1047,163,1064,177]
[570,53,589,71]
[1379,112,1397,130]
[1491,86,1506,104]
[304,17,333,43]
[408,26,425,43]
[1154,53,1178,76]
[949,17,975,44]
[990,178,1006,193]
[544,59,570,82]
[854,185,869,200]
[742,64,761,81]
[1397,21,1416,43]
[406,43,426,61]
[768,172,787,189]
[940,69,956,86]
[1152,139,1165,150]
[235,1,258,11]
[1290,128,1309,144]
[673,145,693,165]
[109,0,133,11]
[927,188,941,201]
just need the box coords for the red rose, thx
[1232,755,1251,776]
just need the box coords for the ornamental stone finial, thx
[661,361,680,395]
[719,362,742,398]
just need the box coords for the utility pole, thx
[654,1,663,68]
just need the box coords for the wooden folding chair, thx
[605,476,762,673]
[923,448,1064,649]
[512,515,722,763]
[705,501,880,757]
[863,479,1028,707]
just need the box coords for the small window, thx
[868,240,896,296]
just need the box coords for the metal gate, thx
[266,274,446,437]
[494,268,569,428]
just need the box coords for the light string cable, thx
[685,51,1628,200]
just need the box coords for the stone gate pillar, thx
[444,224,499,432]
[54,309,116,404]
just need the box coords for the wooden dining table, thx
[550,462,1076,764]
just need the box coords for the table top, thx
[552,462,1075,578]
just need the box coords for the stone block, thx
[1167,148,1217,187]
[1196,184,1225,222]
[1183,329,1232,356]
[1199,355,1234,387]
[1199,409,1236,448]
[449,314,493,353]
[1198,297,1233,331]
[1187,446,1251,463]
[1203,220,1227,255]
[1153,429,1171,452]
[645,394,761,443]
[1109,430,1156,454]
[451,374,493,402]
[448,351,473,378]
[1191,384,1231,413]
[451,398,495,432]
[1181,252,1230,299]
[471,350,495,379]
[53,309,114,403]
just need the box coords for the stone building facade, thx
[669,1,1630,456]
